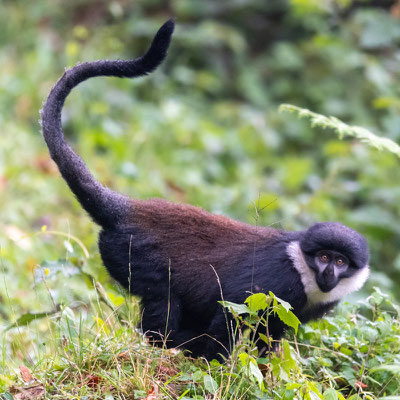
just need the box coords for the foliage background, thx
[0,0,400,396]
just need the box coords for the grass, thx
[1,242,399,399]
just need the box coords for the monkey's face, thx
[299,221,370,295]
[310,250,350,292]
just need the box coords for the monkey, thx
[40,20,370,361]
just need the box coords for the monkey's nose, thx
[323,265,334,279]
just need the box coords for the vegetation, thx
[0,0,399,398]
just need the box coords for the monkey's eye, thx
[336,258,345,266]
[320,254,329,263]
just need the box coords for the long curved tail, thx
[40,20,175,229]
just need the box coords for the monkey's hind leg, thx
[178,310,234,361]
[140,288,184,349]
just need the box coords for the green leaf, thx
[337,392,346,400]
[191,370,203,382]
[341,367,356,386]
[245,292,268,312]
[203,374,218,395]
[276,304,301,333]
[258,333,272,346]
[286,383,302,390]
[283,389,296,400]
[282,340,297,372]
[5,309,59,331]
[219,300,249,315]
[269,291,292,312]
[370,364,400,375]
[339,347,352,356]
[309,391,322,400]
[249,360,264,389]
[324,389,338,400]
[307,381,323,398]
[239,351,264,389]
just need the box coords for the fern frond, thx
[280,104,400,158]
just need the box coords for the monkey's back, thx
[99,198,282,312]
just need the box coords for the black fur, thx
[40,20,175,229]
[98,220,367,360]
[300,222,369,269]
[99,228,307,359]
[40,21,370,361]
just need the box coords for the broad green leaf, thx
[324,389,338,400]
[249,360,264,389]
[309,391,322,400]
[191,370,203,382]
[270,355,282,376]
[341,367,356,386]
[219,301,249,315]
[307,382,323,397]
[282,340,297,371]
[269,291,292,312]
[203,374,218,395]
[245,292,268,312]
[239,351,263,389]
[276,304,301,333]
[238,352,250,366]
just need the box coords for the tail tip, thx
[141,18,175,70]
[159,18,175,38]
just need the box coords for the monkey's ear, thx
[141,19,175,72]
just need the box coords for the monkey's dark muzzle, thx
[317,268,338,292]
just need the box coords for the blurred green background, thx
[0,0,400,327]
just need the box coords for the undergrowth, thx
[1,252,399,400]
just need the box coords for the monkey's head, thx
[299,222,370,293]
